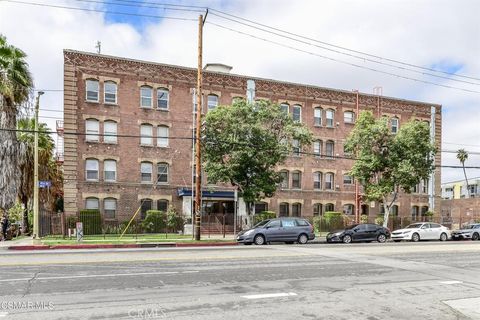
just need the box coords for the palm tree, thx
[0,34,33,215]
[17,118,55,233]
[457,148,470,198]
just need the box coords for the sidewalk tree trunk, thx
[345,111,436,228]
[456,149,469,198]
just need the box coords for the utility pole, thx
[353,90,360,223]
[194,13,206,241]
[33,91,44,239]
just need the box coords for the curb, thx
[8,242,238,250]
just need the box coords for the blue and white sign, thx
[39,181,52,188]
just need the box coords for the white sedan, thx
[391,222,450,242]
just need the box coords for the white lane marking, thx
[181,270,200,273]
[0,270,199,282]
[0,312,8,317]
[242,292,297,300]
[440,280,463,285]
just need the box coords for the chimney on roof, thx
[203,63,233,73]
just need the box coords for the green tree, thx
[456,148,469,198]
[202,99,312,224]
[17,117,56,233]
[0,34,33,214]
[345,111,436,227]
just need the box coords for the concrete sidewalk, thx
[0,237,37,249]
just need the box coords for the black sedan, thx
[326,223,390,244]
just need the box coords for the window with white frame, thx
[85,159,99,181]
[292,139,301,156]
[325,172,334,190]
[422,179,428,193]
[104,160,117,182]
[292,171,302,189]
[326,109,334,127]
[157,88,169,110]
[326,140,334,158]
[157,199,169,212]
[157,126,169,147]
[344,111,355,123]
[85,119,99,142]
[343,175,353,185]
[280,103,289,114]
[292,105,301,122]
[207,95,218,111]
[391,117,399,134]
[104,81,117,104]
[86,79,99,102]
[140,124,153,146]
[314,107,322,126]
[157,163,169,184]
[279,170,289,189]
[313,203,322,216]
[292,203,302,217]
[104,120,117,144]
[140,86,153,108]
[313,140,322,157]
[104,198,117,219]
[85,197,99,210]
[313,172,322,190]
[140,162,153,183]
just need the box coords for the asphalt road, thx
[1,241,480,320]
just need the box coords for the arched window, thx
[343,204,354,215]
[140,198,153,219]
[85,158,99,181]
[391,117,399,134]
[86,79,99,102]
[325,203,334,212]
[140,162,153,183]
[85,197,99,210]
[280,103,289,114]
[326,109,335,127]
[157,88,169,110]
[157,125,169,147]
[421,206,429,216]
[140,124,153,146]
[314,107,322,126]
[157,199,169,212]
[255,202,268,214]
[104,198,117,219]
[411,206,419,220]
[279,203,289,217]
[85,119,99,142]
[313,172,322,190]
[325,172,334,190]
[292,171,302,189]
[343,175,353,185]
[391,205,399,216]
[292,105,302,122]
[104,120,117,144]
[104,159,117,182]
[207,94,218,111]
[292,203,302,217]
[140,86,153,108]
[313,203,323,216]
[104,81,117,104]
[313,140,322,157]
[326,140,334,158]
[157,163,169,184]
[279,170,289,189]
[344,111,355,124]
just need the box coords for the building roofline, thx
[442,177,480,185]
[64,49,442,108]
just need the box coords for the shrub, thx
[375,214,384,226]
[253,211,277,224]
[324,211,345,231]
[66,215,77,229]
[79,209,102,235]
[360,214,368,224]
[142,210,166,233]
[119,219,142,234]
[166,206,184,233]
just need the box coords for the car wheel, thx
[342,235,352,244]
[377,234,387,243]
[254,234,265,245]
[440,233,448,241]
[472,233,479,241]
[411,233,420,242]
[297,234,308,245]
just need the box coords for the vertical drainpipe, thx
[428,106,436,212]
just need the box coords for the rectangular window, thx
[104,121,117,144]
[141,87,153,108]
[279,203,289,217]
[325,173,334,190]
[104,198,116,219]
[86,198,99,210]
[104,82,117,104]
[292,105,301,122]
[85,159,99,181]
[157,163,169,184]
[314,108,322,126]
[104,160,117,182]
[157,126,169,147]
[86,80,99,102]
[280,103,289,114]
[326,109,334,127]
[140,199,152,219]
[157,88,169,110]
[343,175,353,185]
[391,118,399,134]
[344,111,354,123]
[85,119,99,142]
[292,171,301,189]
[326,141,334,158]
[208,95,218,111]
[292,203,301,217]
[140,125,153,146]
[141,162,152,183]
[313,172,322,190]
[313,140,321,157]
[279,171,289,189]
[157,200,169,212]
[292,139,301,156]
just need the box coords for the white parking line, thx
[241,292,297,300]
[439,280,463,285]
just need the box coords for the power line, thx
[70,0,204,13]
[206,21,480,95]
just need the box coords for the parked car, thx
[236,218,315,245]
[451,223,480,241]
[391,222,450,242]
[326,223,390,244]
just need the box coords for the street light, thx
[33,90,44,240]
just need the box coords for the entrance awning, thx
[177,188,235,199]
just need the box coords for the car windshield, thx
[346,224,359,230]
[463,224,477,229]
[253,220,270,228]
[405,223,424,229]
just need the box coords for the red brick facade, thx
[63,50,442,223]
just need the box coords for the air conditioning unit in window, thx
[335,184,340,190]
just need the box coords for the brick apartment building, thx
[63,50,442,229]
